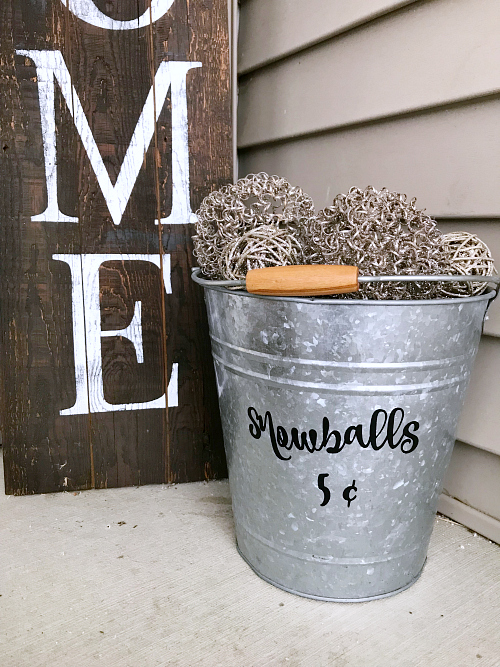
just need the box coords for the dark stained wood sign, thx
[0,0,232,494]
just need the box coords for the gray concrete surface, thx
[1,449,499,667]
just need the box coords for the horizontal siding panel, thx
[442,441,500,523]
[438,221,500,338]
[239,100,500,218]
[438,494,500,544]
[238,0,418,74]
[238,0,500,148]
[455,336,500,456]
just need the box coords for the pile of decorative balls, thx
[193,173,497,300]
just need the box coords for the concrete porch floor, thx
[1,449,499,667]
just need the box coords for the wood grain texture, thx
[1,0,232,494]
[246,264,359,296]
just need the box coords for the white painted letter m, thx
[18,50,201,225]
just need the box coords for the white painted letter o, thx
[60,0,175,30]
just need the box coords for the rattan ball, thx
[220,225,304,281]
[439,232,497,297]
[193,172,315,279]
[304,186,451,299]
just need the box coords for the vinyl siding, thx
[238,0,500,148]
[238,0,421,74]
[438,442,500,543]
[239,101,500,220]
[237,0,500,538]
[453,337,500,456]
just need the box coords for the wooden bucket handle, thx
[245,265,359,296]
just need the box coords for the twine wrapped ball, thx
[193,172,315,279]
[305,186,452,299]
[439,231,497,297]
[220,225,304,281]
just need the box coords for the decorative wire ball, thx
[439,232,497,297]
[304,186,452,299]
[193,172,316,279]
[220,225,304,281]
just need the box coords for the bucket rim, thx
[192,272,497,307]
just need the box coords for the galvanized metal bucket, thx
[192,269,498,601]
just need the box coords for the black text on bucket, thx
[247,407,420,462]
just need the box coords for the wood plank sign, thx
[0,0,232,494]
